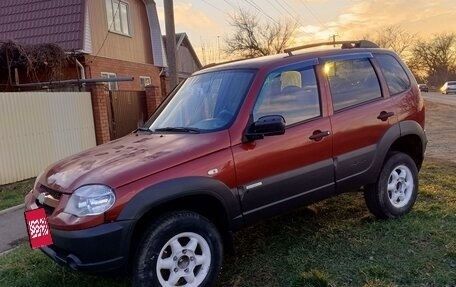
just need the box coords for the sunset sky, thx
[156,0,456,63]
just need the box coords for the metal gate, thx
[109,90,147,139]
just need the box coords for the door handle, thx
[309,130,331,141]
[377,111,395,121]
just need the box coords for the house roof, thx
[162,33,202,69]
[0,0,85,51]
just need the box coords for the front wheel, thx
[364,152,419,219]
[132,211,223,287]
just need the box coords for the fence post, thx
[145,85,162,118]
[87,83,111,145]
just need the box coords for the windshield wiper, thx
[154,127,201,134]
[134,127,153,133]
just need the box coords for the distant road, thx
[422,92,456,106]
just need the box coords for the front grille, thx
[39,185,62,200]
[34,184,62,216]
[36,200,55,215]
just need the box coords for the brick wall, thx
[82,56,172,144]
[145,85,165,118]
[87,83,111,145]
[83,55,163,92]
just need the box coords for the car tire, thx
[132,211,223,287]
[364,152,418,219]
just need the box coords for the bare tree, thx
[224,10,297,58]
[363,25,416,58]
[376,25,416,57]
[408,33,456,86]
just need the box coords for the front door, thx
[231,63,335,224]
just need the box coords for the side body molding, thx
[335,123,400,192]
[117,176,243,230]
[336,121,426,193]
[367,123,402,179]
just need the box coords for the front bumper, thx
[40,220,135,273]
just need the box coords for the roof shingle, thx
[0,0,85,51]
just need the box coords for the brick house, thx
[0,0,201,93]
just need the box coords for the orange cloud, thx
[157,2,221,35]
[294,0,456,43]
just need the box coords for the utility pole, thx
[330,34,339,47]
[164,0,178,89]
[217,36,220,62]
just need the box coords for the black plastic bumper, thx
[40,220,135,273]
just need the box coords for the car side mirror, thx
[244,115,286,142]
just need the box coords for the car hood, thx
[39,131,231,193]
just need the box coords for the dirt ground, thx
[424,101,456,163]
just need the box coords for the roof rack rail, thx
[284,40,379,56]
[201,57,247,69]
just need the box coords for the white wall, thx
[0,92,96,185]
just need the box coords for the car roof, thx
[196,47,395,75]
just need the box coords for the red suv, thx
[25,40,426,287]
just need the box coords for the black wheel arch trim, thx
[399,120,427,152]
[370,121,426,184]
[117,176,243,230]
[336,121,425,192]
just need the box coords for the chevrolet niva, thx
[25,40,426,287]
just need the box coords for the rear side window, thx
[325,58,382,111]
[376,54,410,95]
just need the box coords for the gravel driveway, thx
[424,99,456,163]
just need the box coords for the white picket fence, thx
[0,92,96,185]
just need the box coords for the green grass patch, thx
[0,159,455,286]
[0,178,34,210]
[0,244,127,287]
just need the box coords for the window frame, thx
[105,0,131,36]
[101,72,118,91]
[252,59,322,127]
[139,76,152,91]
[324,57,383,113]
[375,53,411,96]
[146,69,257,133]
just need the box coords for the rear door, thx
[231,60,335,224]
[322,53,399,191]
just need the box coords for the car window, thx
[376,54,410,95]
[253,66,321,126]
[325,58,382,111]
[149,70,255,131]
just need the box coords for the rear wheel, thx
[364,152,418,219]
[132,211,223,287]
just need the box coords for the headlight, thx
[64,185,115,216]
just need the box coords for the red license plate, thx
[24,208,53,249]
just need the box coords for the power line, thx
[201,0,227,15]
[298,0,327,30]
[270,0,314,36]
[222,0,237,10]
[94,2,120,58]
[274,0,298,20]
[243,0,280,25]
[263,0,286,17]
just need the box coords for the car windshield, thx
[148,69,255,132]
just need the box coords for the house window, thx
[101,72,118,90]
[105,0,131,36]
[140,76,152,90]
